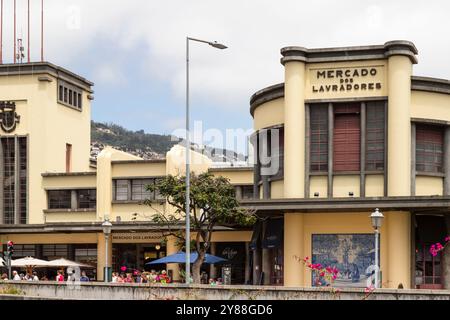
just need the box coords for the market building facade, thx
[0,40,449,290]
[244,40,450,289]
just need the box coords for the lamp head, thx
[102,219,113,235]
[209,41,228,50]
[370,208,384,230]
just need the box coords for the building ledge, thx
[43,209,96,214]
[42,172,97,177]
[240,196,450,213]
[112,200,165,205]
[411,76,450,95]
[0,62,94,92]
[111,159,166,164]
[0,222,242,234]
[280,40,418,65]
[208,167,254,173]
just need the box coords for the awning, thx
[262,218,284,249]
[249,221,263,250]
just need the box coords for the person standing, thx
[32,272,39,281]
[12,271,21,281]
[80,271,89,282]
[56,271,64,282]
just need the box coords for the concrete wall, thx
[1,282,449,300]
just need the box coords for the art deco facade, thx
[244,41,450,289]
[0,40,449,290]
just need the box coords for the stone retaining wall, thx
[1,282,450,300]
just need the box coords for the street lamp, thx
[102,218,112,283]
[370,208,384,288]
[185,37,227,284]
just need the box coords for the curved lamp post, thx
[185,37,227,285]
[102,219,112,283]
[370,208,384,288]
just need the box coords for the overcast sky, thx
[2,0,450,151]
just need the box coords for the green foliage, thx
[0,285,23,295]
[91,121,180,155]
[146,172,256,230]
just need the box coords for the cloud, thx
[93,64,126,86]
[2,1,450,118]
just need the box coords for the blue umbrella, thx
[146,251,227,265]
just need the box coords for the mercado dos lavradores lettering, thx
[312,67,383,93]
[0,40,449,290]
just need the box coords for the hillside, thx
[90,121,248,163]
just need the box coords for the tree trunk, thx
[192,249,206,284]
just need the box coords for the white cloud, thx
[2,0,450,112]
[93,64,126,86]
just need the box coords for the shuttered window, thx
[310,104,328,172]
[416,124,444,173]
[333,104,360,172]
[366,102,385,171]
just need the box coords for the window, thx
[366,102,385,171]
[333,104,361,172]
[58,80,83,110]
[416,124,444,173]
[43,244,69,259]
[242,186,254,200]
[5,244,35,258]
[257,127,284,179]
[78,189,96,209]
[131,179,153,201]
[310,104,328,172]
[1,137,27,224]
[114,180,129,201]
[48,190,72,209]
[113,178,162,202]
[66,143,72,173]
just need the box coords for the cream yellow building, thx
[0,40,449,290]
[244,40,450,290]
[0,62,254,283]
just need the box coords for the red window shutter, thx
[334,113,360,172]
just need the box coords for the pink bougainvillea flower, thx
[445,236,450,242]
[120,266,127,272]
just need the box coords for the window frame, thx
[365,101,386,172]
[57,80,83,111]
[48,190,72,210]
[112,178,164,203]
[416,124,444,174]
[310,104,329,173]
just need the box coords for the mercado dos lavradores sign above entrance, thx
[307,65,386,98]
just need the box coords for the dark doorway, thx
[414,214,447,289]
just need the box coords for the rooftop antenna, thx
[27,0,30,62]
[41,0,44,62]
[0,0,3,64]
[16,38,24,64]
[13,0,16,63]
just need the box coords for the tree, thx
[145,172,256,284]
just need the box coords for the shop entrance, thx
[112,244,166,273]
[414,214,448,289]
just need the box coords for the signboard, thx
[307,65,386,99]
[112,232,162,244]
